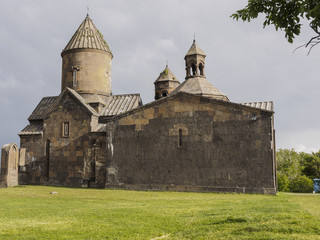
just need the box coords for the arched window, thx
[199,63,204,75]
[162,90,168,97]
[62,122,70,137]
[192,64,197,76]
[73,68,78,86]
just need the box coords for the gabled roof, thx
[169,76,229,101]
[62,14,112,55]
[185,40,206,57]
[101,94,142,117]
[154,65,180,84]
[242,101,274,111]
[28,96,58,121]
[43,88,99,119]
[19,122,43,136]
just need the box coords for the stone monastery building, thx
[0,15,277,194]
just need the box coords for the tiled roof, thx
[242,101,274,112]
[62,14,112,54]
[101,94,142,117]
[170,76,229,101]
[19,123,43,136]
[185,40,206,56]
[28,96,58,121]
[154,65,180,84]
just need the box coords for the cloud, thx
[277,128,320,153]
[295,145,319,154]
[0,0,320,153]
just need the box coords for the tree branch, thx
[293,34,320,55]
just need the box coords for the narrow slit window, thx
[73,69,77,86]
[62,122,69,137]
[179,129,183,147]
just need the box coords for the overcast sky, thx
[1,0,320,153]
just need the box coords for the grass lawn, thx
[0,186,319,239]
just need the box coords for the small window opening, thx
[199,63,204,75]
[178,129,183,147]
[62,122,69,137]
[73,69,77,86]
[162,90,168,97]
[191,64,197,76]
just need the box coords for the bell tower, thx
[184,39,206,79]
[169,40,229,101]
[154,65,180,100]
[61,15,113,96]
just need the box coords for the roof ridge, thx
[42,88,99,119]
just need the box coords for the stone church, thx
[0,15,277,194]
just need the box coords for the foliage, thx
[289,175,314,193]
[277,148,302,179]
[276,148,320,192]
[277,173,290,192]
[162,68,169,76]
[0,186,320,239]
[301,150,320,179]
[232,0,320,52]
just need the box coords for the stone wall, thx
[45,93,107,187]
[20,134,45,184]
[104,93,276,194]
[19,93,107,187]
[61,49,112,96]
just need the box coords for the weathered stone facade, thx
[61,49,112,96]
[0,14,277,194]
[100,93,276,194]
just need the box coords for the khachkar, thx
[0,144,21,187]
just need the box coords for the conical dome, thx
[62,14,112,55]
[154,65,179,84]
[185,39,206,57]
[169,76,229,101]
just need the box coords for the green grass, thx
[0,186,320,239]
